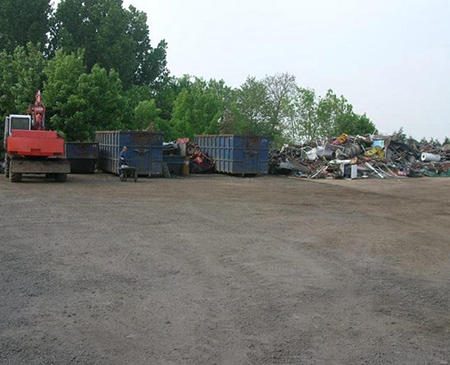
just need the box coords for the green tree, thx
[133,100,159,130]
[283,88,377,143]
[53,0,168,88]
[228,73,296,145]
[49,64,125,141]
[132,99,173,138]
[123,83,176,139]
[284,87,321,143]
[153,75,195,123]
[171,77,233,138]
[123,85,152,120]
[0,0,52,53]
[223,77,266,135]
[0,44,46,150]
[10,43,47,114]
[318,90,377,137]
[43,49,86,123]
[263,73,296,143]
[0,50,15,116]
[127,6,168,87]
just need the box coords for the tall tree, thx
[127,6,168,87]
[0,50,15,116]
[132,99,174,138]
[263,73,296,141]
[53,0,168,88]
[282,88,377,143]
[0,0,52,53]
[153,75,194,123]
[284,88,321,143]
[319,90,377,136]
[227,73,296,145]
[43,49,86,124]
[0,44,46,147]
[171,77,233,138]
[47,64,125,141]
[229,77,268,135]
[9,43,47,114]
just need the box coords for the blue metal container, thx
[95,131,163,176]
[65,142,99,174]
[163,155,185,175]
[194,135,270,175]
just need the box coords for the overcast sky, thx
[123,0,449,141]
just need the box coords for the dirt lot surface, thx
[1,173,449,365]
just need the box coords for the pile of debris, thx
[163,141,178,155]
[269,134,450,179]
[185,141,215,173]
[161,139,216,175]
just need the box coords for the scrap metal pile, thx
[185,141,215,173]
[269,134,450,179]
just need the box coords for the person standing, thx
[120,146,127,166]
[119,146,127,177]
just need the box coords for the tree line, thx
[0,0,377,145]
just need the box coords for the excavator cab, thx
[4,114,31,136]
[4,114,32,149]
[5,115,32,132]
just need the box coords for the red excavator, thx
[3,91,70,182]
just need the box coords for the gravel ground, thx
[1,173,449,365]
